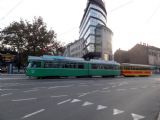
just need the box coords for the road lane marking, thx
[82,101,94,106]
[57,99,71,105]
[130,88,138,90]
[48,85,73,89]
[112,85,116,88]
[23,89,39,93]
[93,84,103,86]
[51,95,68,98]
[1,93,12,96]
[131,113,145,120]
[22,109,45,119]
[79,85,89,87]
[141,86,147,89]
[71,99,81,103]
[100,90,111,93]
[90,90,100,93]
[96,105,107,110]
[113,109,124,115]
[103,87,109,90]
[116,89,126,91]
[12,98,37,102]
[78,92,90,97]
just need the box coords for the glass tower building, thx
[64,0,113,60]
[79,0,110,59]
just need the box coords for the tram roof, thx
[28,55,87,63]
[90,59,120,65]
[121,63,153,67]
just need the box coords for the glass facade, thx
[79,0,107,55]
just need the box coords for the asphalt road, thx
[0,75,160,120]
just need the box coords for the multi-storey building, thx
[114,43,160,66]
[64,0,113,60]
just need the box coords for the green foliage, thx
[0,16,64,56]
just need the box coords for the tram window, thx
[92,64,97,69]
[31,61,41,68]
[78,64,84,69]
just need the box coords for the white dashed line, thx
[12,98,37,102]
[93,84,103,86]
[112,85,116,88]
[141,86,147,89]
[50,95,68,98]
[22,109,45,119]
[79,85,89,87]
[96,105,107,110]
[113,109,124,115]
[90,90,100,93]
[1,93,12,96]
[100,90,111,93]
[103,87,109,90]
[78,92,90,97]
[116,89,126,91]
[131,113,145,120]
[23,89,39,93]
[130,88,138,90]
[57,99,71,105]
[48,85,73,89]
[82,101,94,106]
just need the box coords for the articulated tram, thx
[26,55,120,78]
[25,55,153,78]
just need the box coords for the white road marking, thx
[48,85,73,89]
[103,87,109,90]
[0,88,18,91]
[22,109,45,119]
[112,85,116,88]
[152,86,157,88]
[141,86,147,89]
[23,89,39,93]
[71,99,81,103]
[100,90,111,93]
[96,105,107,110]
[90,90,100,93]
[78,92,90,97]
[51,95,68,98]
[130,88,138,90]
[131,113,145,120]
[12,98,37,102]
[79,85,89,87]
[113,109,124,115]
[93,84,103,86]
[57,99,71,105]
[1,93,12,96]
[116,89,126,91]
[80,83,87,84]
[82,101,94,106]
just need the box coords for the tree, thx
[0,16,65,68]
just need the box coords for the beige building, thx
[114,43,160,66]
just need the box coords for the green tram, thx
[26,55,120,78]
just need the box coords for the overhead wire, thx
[0,0,24,21]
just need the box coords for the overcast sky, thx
[0,0,160,52]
